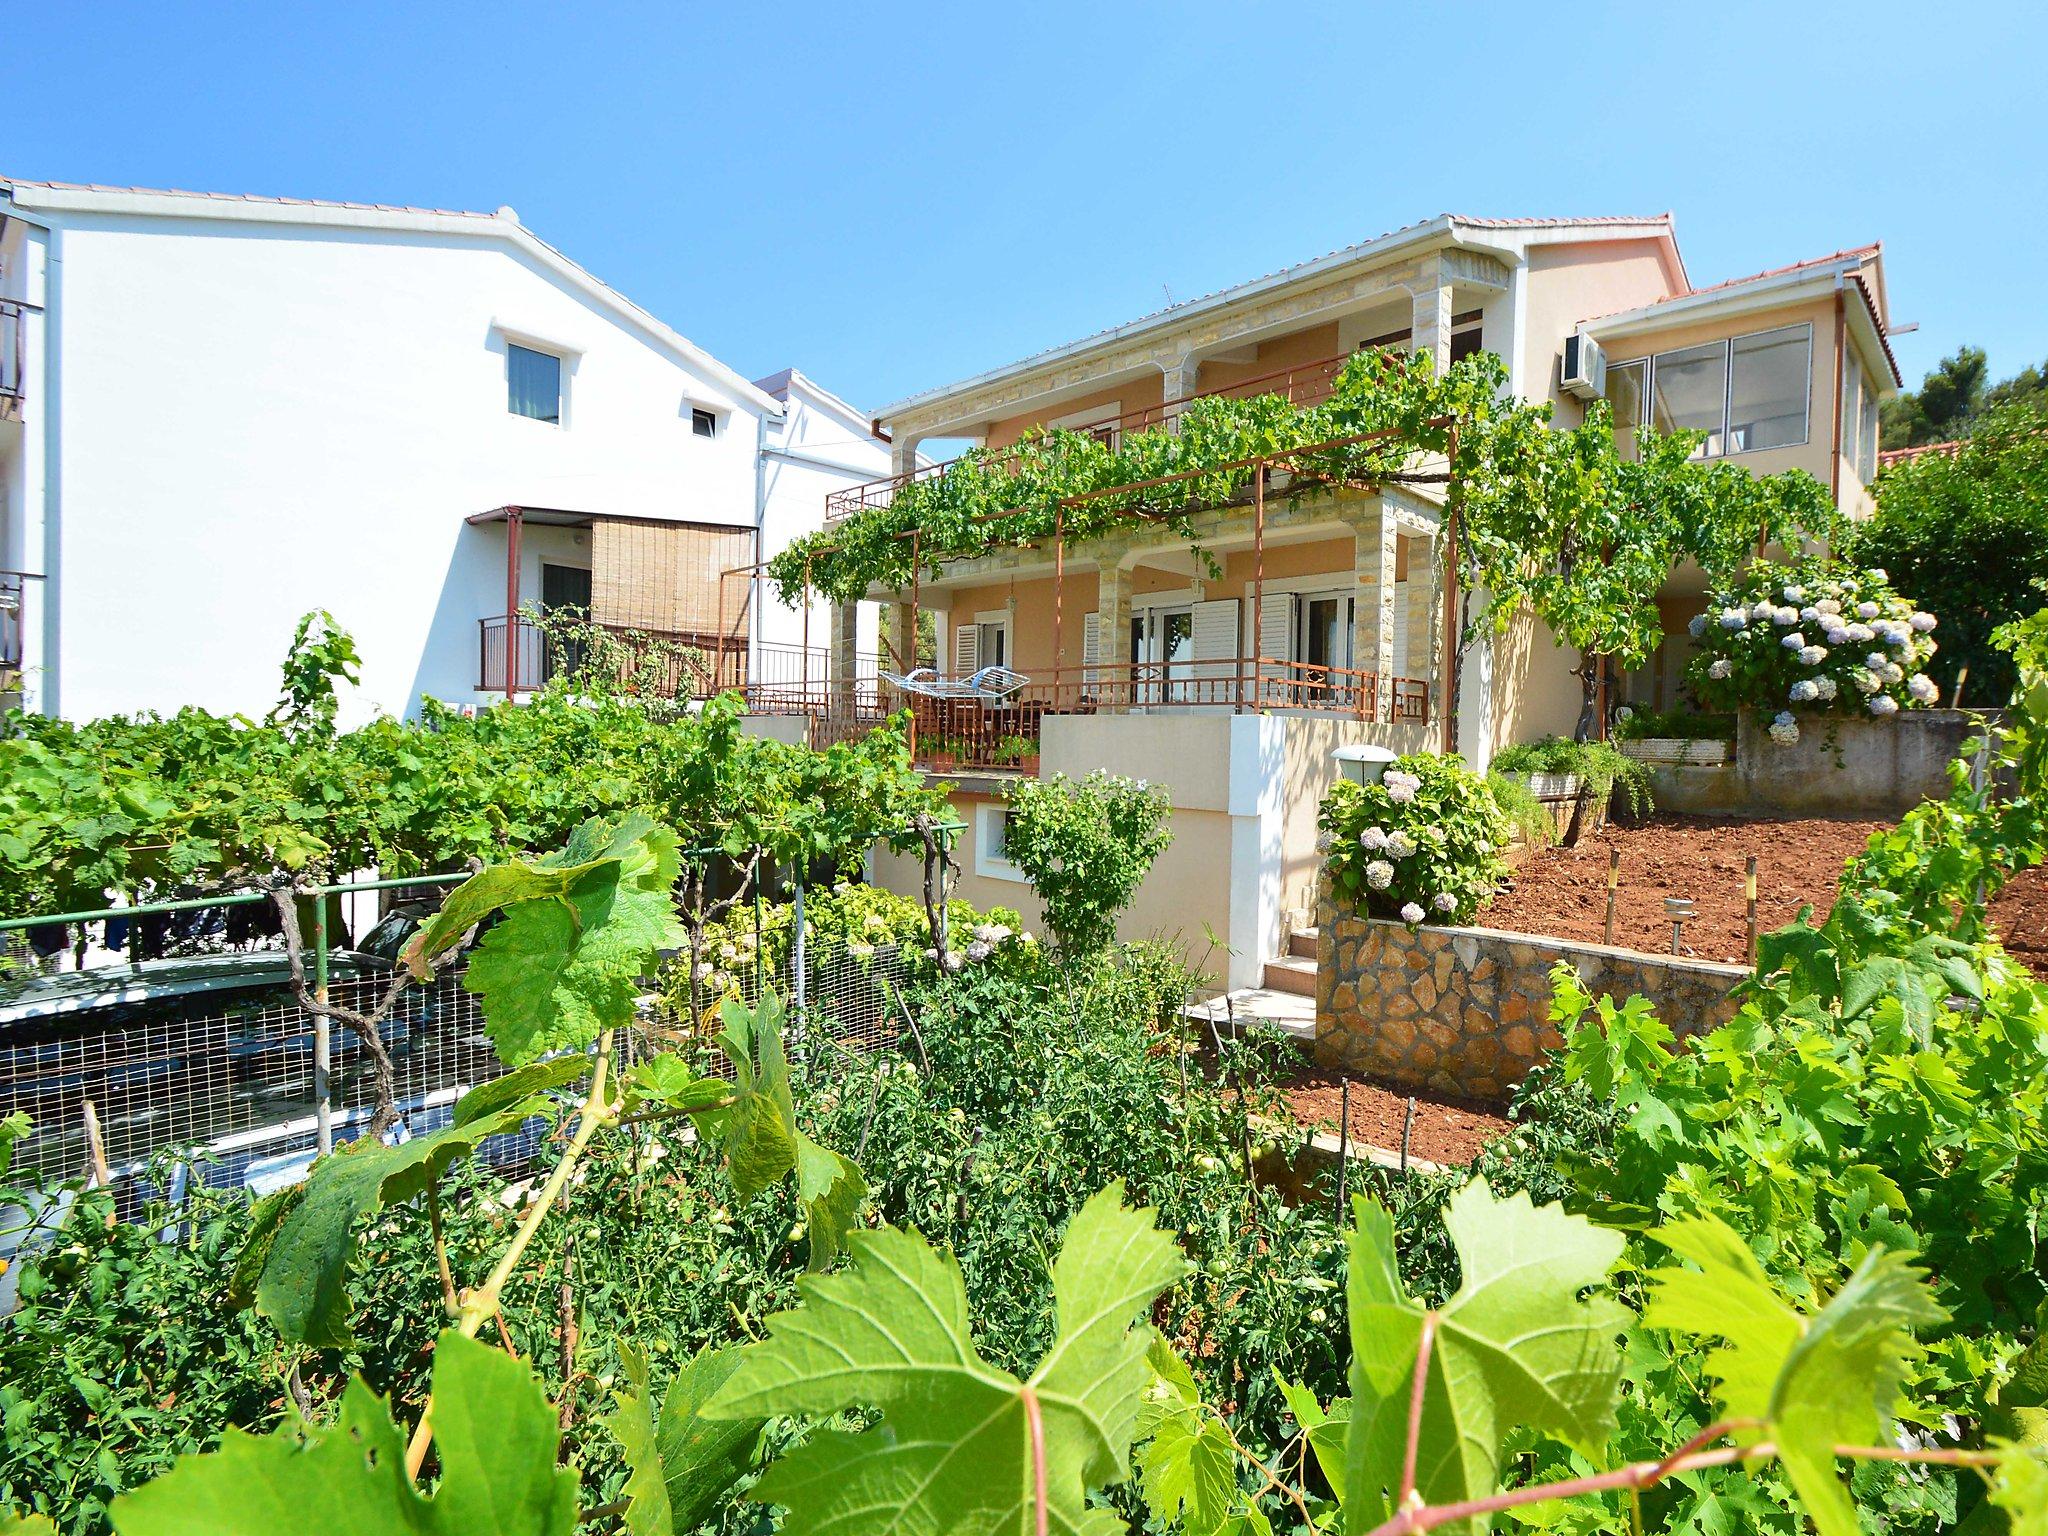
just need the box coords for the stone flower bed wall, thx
[1314,887,1747,1101]
[1650,708,1990,817]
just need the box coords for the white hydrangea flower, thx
[1799,605,1821,623]
[1869,694,1900,717]
[693,961,714,980]
[1773,606,1801,627]
[1857,601,1881,619]
[1910,612,1938,633]
[1867,567,1889,584]
[1816,598,1842,616]
[1432,892,1458,912]
[1866,652,1887,669]
[1384,770,1421,804]
[1366,860,1396,890]
[710,970,731,990]
[1359,826,1389,852]
[847,940,875,958]
[1768,711,1801,746]
[719,942,737,960]
[1781,632,1806,650]
[1782,585,1807,602]
[1851,668,1881,694]
[965,941,992,962]
[1315,830,1333,853]
[1688,613,1708,638]
[1473,839,1493,855]
[1386,830,1418,859]
[1751,599,1776,620]
[1798,645,1827,666]
[1790,679,1820,702]
[1815,677,1838,701]
[1907,673,1938,703]
[944,949,965,968]
[1846,622,1875,643]
[1720,608,1750,630]
[1708,658,1733,679]
[1019,931,1036,944]
[1400,901,1425,924]
[1883,662,1904,684]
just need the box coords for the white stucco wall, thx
[0,192,860,725]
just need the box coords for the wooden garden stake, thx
[1400,1095,1416,1174]
[1745,856,1759,964]
[1603,848,1621,947]
[1335,1076,1352,1215]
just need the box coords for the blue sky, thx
[10,0,2042,413]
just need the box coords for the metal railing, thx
[1,571,41,673]
[0,301,28,411]
[826,351,1353,522]
[477,613,742,697]
[744,656,1431,774]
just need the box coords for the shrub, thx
[1849,400,2048,706]
[1318,752,1511,924]
[1684,557,1942,744]
[1610,705,1736,742]
[999,771,1171,956]
[1491,735,1655,819]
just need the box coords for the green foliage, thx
[1854,401,2048,705]
[1319,753,1511,924]
[604,1344,760,1536]
[1879,344,2048,449]
[1687,557,1943,736]
[1001,771,1172,957]
[108,1332,576,1536]
[704,1182,1186,1534]
[265,611,360,742]
[1344,1181,1628,1527]
[1610,706,1736,742]
[1646,1215,1945,1536]
[1491,736,1655,819]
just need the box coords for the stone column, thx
[829,601,861,715]
[1351,507,1399,720]
[1158,353,1201,432]
[1096,558,1131,697]
[887,601,919,674]
[889,430,922,480]
[1409,255,1454,377]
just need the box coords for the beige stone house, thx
[757,214,1901,989]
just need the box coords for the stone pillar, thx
[1158,353,1201,432]
[887,601,919,674]
[1409,256,1454,377]
[1352,507,1399,720]
[1403,535,1433,683]
[829,601,861,714]
[1096,558,1131,680]
[889,431,922,480]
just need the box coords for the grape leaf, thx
[1274,1373,1348,1503]
[606,1343,762,1536]
[704,1181,1186,1535]
[1343,1179,1628,1532]
[1139,1410,1236,1536]
[1645,1212,1946,1536]
[1988,1443,2048,1536]
[110,1331,576,1535]
[451,1056,594,1126]
[708,993,865,1268]
[229,1092,564,1347]
[1,1513,57,1535]
[407,813,686,1066]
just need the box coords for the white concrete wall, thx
[755,378,883,675]
[1,200,810,724]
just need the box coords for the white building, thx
[0,177,886,723]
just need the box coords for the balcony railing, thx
[744,655,1431,774]
[0,302,29,413]
[475,616,882,704]
[825,351,1352,523]
[0,573,41,671]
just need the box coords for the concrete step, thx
[1262,953,1317,997]
[1183,987,1315,1042]
[1287,927,1319,960]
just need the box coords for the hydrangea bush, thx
[1685,558,1942,746]
[1317,752,1512,925]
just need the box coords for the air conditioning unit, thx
[1561,332,1606,400]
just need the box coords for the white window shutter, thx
[1189,598,1241,697]
[1256,593,1296,705]
[953,623,978,676]
[1081,611,1101,686]
[1391,583,1410,677]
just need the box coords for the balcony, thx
[745,655,1431,775]
[475,616,884,708]
[825,351,1350,523]
[0,302,28,418]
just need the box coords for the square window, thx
[974,804,1027,882]
[507,344,562,424]
[692,407,718,438]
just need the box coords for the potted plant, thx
[1612,706,1736,766]
[990,732,1039,774]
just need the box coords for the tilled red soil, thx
[1990,863,2048,980]
[1282,1067,1512,1165]
[1481,815,1889,963]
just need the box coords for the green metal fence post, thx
[313,886,332,1156]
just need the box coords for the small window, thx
[1728,325,1811,452]
[1604,358,1649,429]
[1649,340,1729,451]
[692,407,718,439]
[507,344,562,424]
[975,804,1027,883]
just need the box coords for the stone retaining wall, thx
[1314,893,1747,1101]
[1650,709,1991,818]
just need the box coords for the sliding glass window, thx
[1728,325,1811,452]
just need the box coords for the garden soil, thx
[1990,862,2048,980]
[1479,814,1889,963]
[1281,1068,1512,1164]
